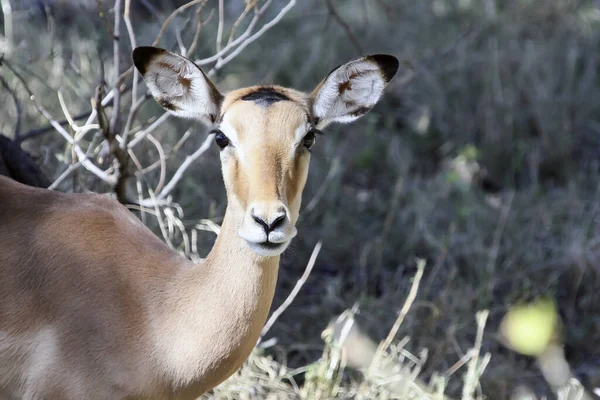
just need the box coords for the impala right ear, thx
[132,46,223,125]
[310,54,399,129]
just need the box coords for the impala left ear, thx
[310,54,399,129]
[132,46,223,126]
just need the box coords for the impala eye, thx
[303,129,319,150]
[211,129,229,149]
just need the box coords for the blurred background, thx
[1,0,599,398]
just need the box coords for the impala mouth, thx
[259,241,284,249]
[246,239,289,256]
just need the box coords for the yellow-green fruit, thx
[500,299,558,356]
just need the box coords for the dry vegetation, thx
[1,0,599,398]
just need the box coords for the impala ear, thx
[132,46,223,125]
[310,54,399,129]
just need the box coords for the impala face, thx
[133,47,399,256]
[215,90,313,256]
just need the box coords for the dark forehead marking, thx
[240,87,291,107]
[217,87,313,123]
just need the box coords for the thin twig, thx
[186,4,212,56]
[375,176,404,270]
[305,156,341,213]
[95,85,130,203]
[259,241,322,343]
[3,60,114,184]
[16,81,134,144]
[208,0,296,76]
[49,162,82,190]
[462,310,489,400]
[113,0,200,88]
[196,0,278,67]
[175,25,186,55]
[57,91,101,140]
[325,0,362,54]
[144,133,167,193]
[122,94,151,145]
[109,0,123,138]
[215,0,225,56]
[152,0,207,47]
[371,259,426,370]
[226,0,256,46]
[121,0,138,146]
[56,90,76,129]
[84,87,117,126]
[16,111,91,144]
[0,74,22,137]
[127,112,171,148]
[486,191,514,291]
[0,0,13,52]
[139,129,192,175]
[154,133,212,201]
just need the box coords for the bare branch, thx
[462,310,489,400]
[48,161,82,190]
[155,132,213,201]
[186,3,213,57]
[127,112,171,149]
[215,0,225,56]
[122,94,151,146]
[0,74,22,138]
[305,156,341,213]
[153,0,207,48]
[185,2,214,57]
[3,60,114,185]
[139,129,192,175]
[56,90,77,129]
[226,1,257,46]
[16,111,91,144]
[0,0,13,53]
[95,85,130,203]
[485,191,514,293]
[195,0,275,66]
[258,240,322,344]
[84,88,116,127]
[109,0,123,138]
[143,133,167,194]
[122,0,139,146]
[17,82,132,144]
[325,0,362,54]
[371,259,426,370]
[208,0,296,76]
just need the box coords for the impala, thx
[0,46,398,399]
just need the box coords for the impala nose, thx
[251,208,287,234]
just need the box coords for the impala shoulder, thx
[44,193,140,240]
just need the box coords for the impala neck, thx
[193,199,281,326]
[155,201,281,392]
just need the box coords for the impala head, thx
[133,47,398,257]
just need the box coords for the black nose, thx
[252,212,286,234]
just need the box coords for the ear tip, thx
[367,54,400,83]
[132,46,165,75]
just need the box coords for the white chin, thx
[247,241,289,257]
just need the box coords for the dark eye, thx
[303,129,318,150]
[211,129,229,149]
